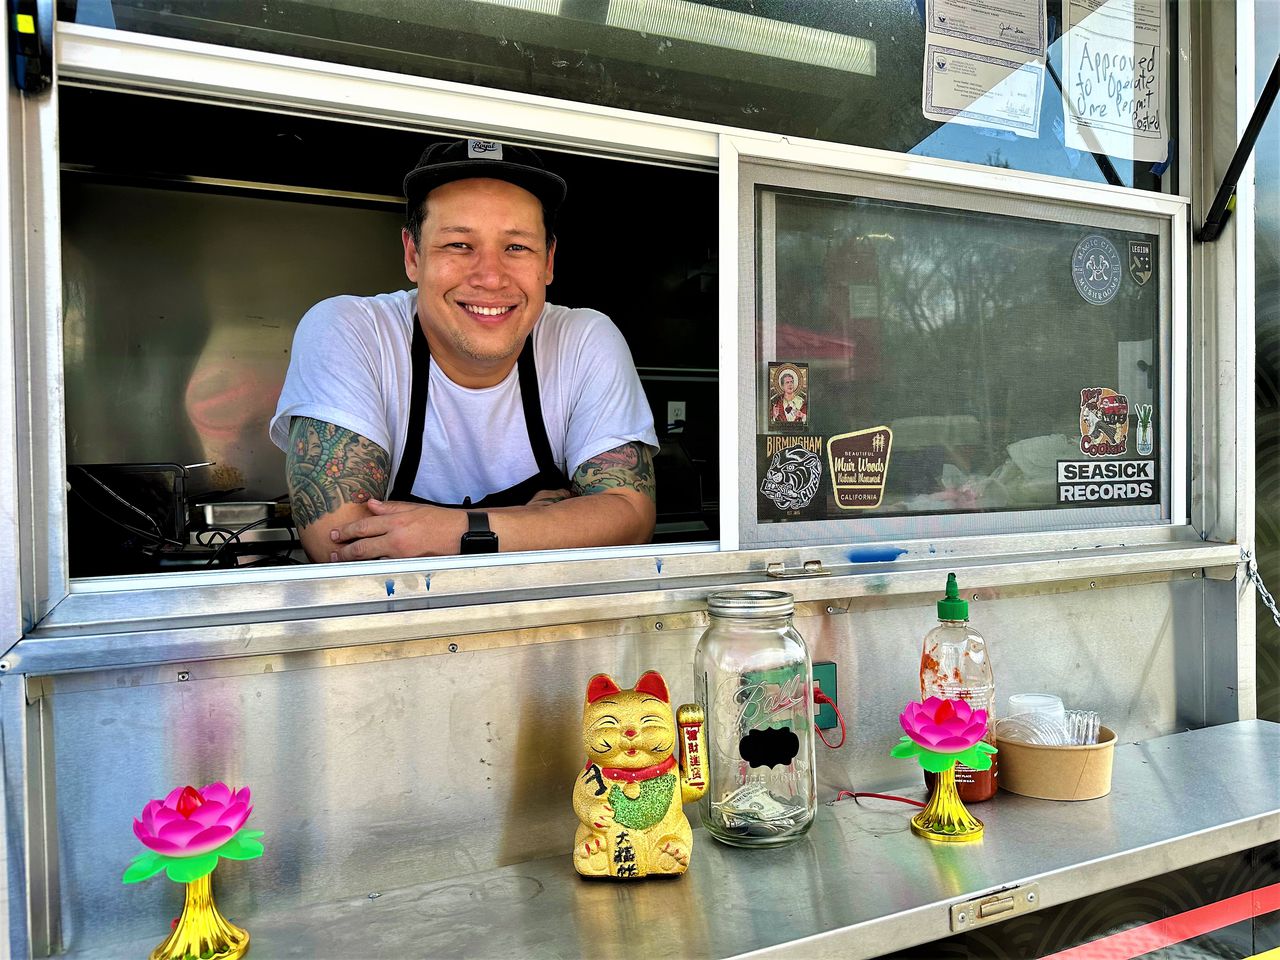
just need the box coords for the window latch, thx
[766,560,831,580]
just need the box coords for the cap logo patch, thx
[468,139,502,159]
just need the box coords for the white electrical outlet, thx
[667,401,686,425]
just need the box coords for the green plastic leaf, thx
[974,741,998,755]
[121,850,168,884]
[955,745,994,771]
[217,829,265,861]
[917,749,960,774]
[163,852,220,884]
[890,737,921,759]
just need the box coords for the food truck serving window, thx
[739,158,1174,547]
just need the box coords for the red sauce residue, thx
[921,653,940,675]
[924,731,999,802]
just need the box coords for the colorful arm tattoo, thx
[286,417,390,529]
[571,441,656,502]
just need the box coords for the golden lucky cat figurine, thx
[573,671,706,879]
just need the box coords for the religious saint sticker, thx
[827,426,892,510]
[767,362,810,430]
[1079,387,1129,457]
[1128,240,1153,286]
[1071,235,1122,305]
[758,435,825,522]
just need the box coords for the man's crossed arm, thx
[285,416,656,562]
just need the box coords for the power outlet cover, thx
[813,660,838,729]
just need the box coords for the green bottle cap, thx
[937,572,969,621]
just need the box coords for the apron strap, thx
[388,319,431,501]
[389,315,565,503]
[515,334,562,480]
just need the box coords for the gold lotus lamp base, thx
[150,874,249,960]
[910,766,984,843]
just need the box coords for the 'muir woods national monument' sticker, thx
[827,426,893,509]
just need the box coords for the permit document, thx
[1062,0,1167,162]
[922,0,1047,138]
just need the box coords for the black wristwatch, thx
[460,511,499,554]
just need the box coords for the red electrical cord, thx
[813,690,847,749]
[835,790,926,808]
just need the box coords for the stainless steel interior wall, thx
[41,576,1203,952]
[60,179,406,499]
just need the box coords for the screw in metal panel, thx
[448,643,459,653]
[1026,892,1037,903]
[177,671,190,681]
[654,621,664,630]
[1090,581,1097,589]
[971,594,979,601]
[957,912,967,923]
[0,661,8,672]
[826,605,837,614]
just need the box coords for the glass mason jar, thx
[694,590,816,847]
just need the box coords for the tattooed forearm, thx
[528,488,572,506]
[286,417,390,528]
[571,441,656,502]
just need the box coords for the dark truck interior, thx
[60,87,719,575]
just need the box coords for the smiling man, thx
[269,139,658,561]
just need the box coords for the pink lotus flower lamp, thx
[891,697,996,842]
[122,783,263,960]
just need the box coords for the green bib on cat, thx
[608,774,676,830]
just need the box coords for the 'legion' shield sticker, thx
[1129,240,1153,286]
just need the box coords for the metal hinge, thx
[766,560,832,580]
[950,883,1042,932]
[1242,549,1280,630]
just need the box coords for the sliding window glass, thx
[740,160,1173,547]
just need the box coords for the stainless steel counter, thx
[64,721,1279,960]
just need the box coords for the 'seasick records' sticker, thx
[827,426,892,509]
[1057,460,1157,503]
[1072,235,1122,305]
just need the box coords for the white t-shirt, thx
[270,289,658,504]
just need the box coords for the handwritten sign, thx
[1062,0,1167,162]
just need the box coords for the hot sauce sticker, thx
[826,426,892,509]
[1079,387,1129,457]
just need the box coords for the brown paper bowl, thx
[996,726,1116,800]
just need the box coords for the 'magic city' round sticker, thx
[1071,235,1122,306]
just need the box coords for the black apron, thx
[388,317,570,508]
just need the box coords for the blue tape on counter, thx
[385,580,395,596]
[847,546,908,563]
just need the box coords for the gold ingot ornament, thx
[573,671,706,878]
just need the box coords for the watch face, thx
[461,531,499,554]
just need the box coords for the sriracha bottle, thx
[920,573,998,802]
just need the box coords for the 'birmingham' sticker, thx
[1057,460,1157,504]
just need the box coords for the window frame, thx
[732,145,1187,547]
[10,22,1224,642]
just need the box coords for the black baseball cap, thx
[402,138,567,216]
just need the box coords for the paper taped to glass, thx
[1062,0,1167,163]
